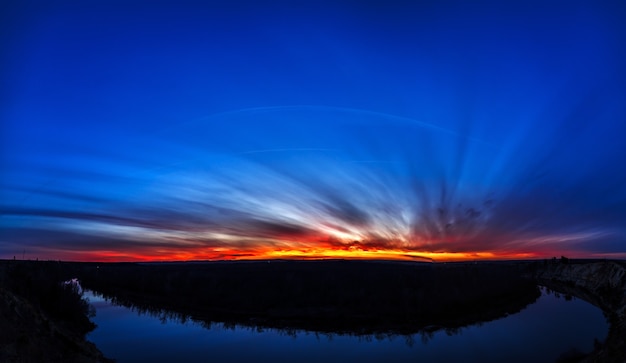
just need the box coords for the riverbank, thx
[0,261,112,363]
[2,258,622,362]
[0,288,111,363]
[533,260,626,363]
[79,260,541,335]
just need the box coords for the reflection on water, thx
[86,288,607,363]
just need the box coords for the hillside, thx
[0,261,111,363]
[534,260,626,363]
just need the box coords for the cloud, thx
[2,99,625,261]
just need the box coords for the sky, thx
[1,0,625,262]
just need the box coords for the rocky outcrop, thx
[534,261,626,363]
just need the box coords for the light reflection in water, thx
[86,288,607,363]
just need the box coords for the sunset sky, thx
[1,0,625,262]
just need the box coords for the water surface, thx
[86,288,607,363]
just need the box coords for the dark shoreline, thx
[0,261,113,363]
[1,258,623,362]
[77,259,541,335]
[532,260,626,363]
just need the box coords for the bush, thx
[3,261,96,336]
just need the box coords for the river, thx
[85,287,608,363]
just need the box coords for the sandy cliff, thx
[535,261,626,363]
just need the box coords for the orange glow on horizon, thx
[52,246,546,263]
[22,231,602,263]
[17,222,613,263]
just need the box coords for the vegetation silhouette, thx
[76,260,541,335]
[1,261,95,336]
[530,259,626,363]
[0,260,110,362]
[3,258,621,362]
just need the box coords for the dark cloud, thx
[321,197,371,227]
[245,219,318,239]
[0,227,147,251]
[2,1,625,261]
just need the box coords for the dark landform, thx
[0,261,112,363]
[0,258,624,362]
[78,260,541,335]
[530,259,626,363]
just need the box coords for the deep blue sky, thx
[1,0,625,261]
